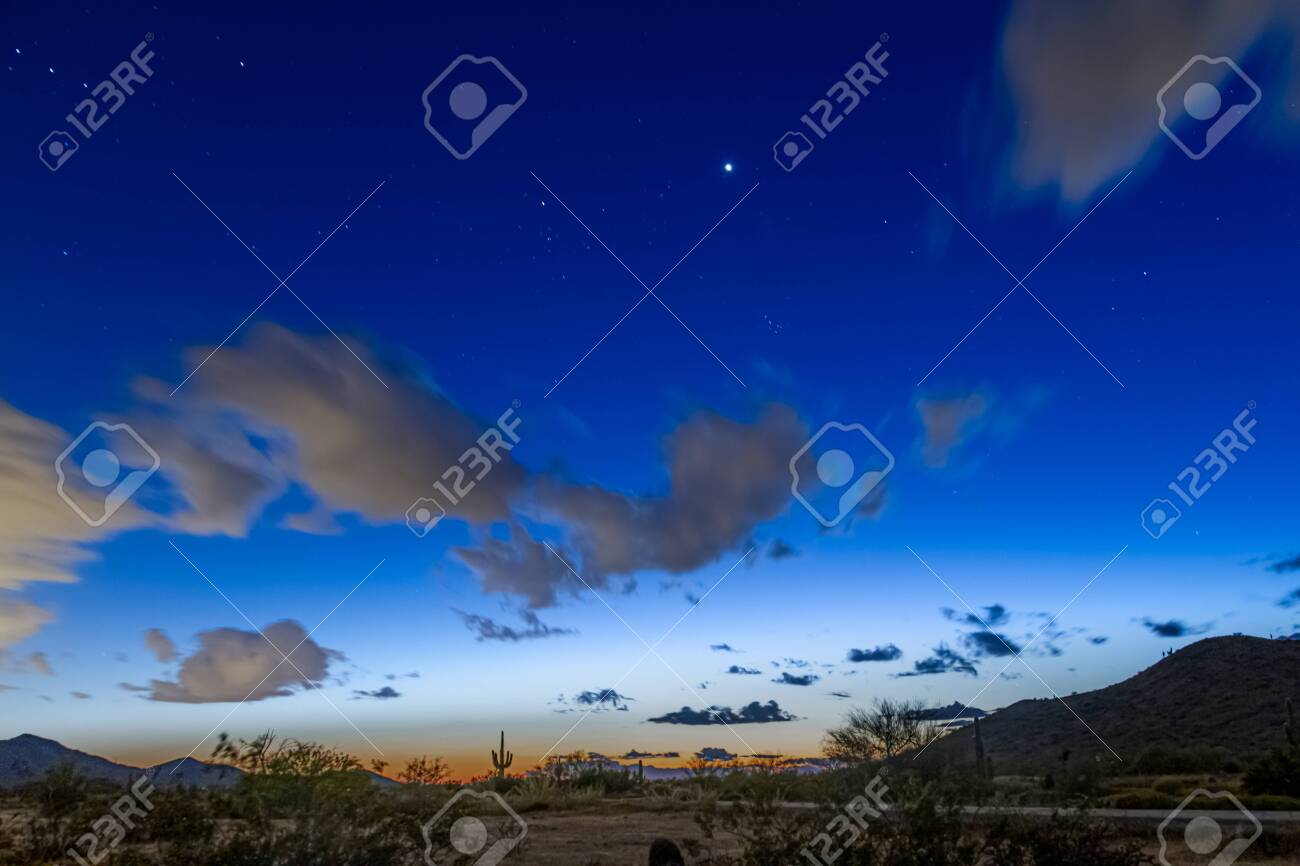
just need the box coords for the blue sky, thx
[2,1,1299,776]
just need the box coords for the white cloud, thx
[142,619,341,704]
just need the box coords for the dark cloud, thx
[1089,636,1109,645]
[648,700,797,725]
[70,691,92,700]
[453,527,585,609]
[455,609,576,642]
[829,690,851,699]
[781,658,812,669]
[1141,618,1212,638]
[622,750,679,759]
[710,643,738,653]
[143,620,340,703]
[768,539,798,560]
[1278,589,1300,608]
[772,671,819,686]
[573,688,634,711]
[963,631,1022,658]
[942,604,1010,627]
[847,644,902,663]
[894,644,978,677]
[353,686,401,700]
[1269,555,1300,574]
[727,665,762,675]
[385,671,420,680]
[694,747,737,761]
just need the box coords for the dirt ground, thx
[488,807,737,864]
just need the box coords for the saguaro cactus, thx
[973,716,992,780]
[491,730,513,778]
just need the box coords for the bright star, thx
[723,162,733,173]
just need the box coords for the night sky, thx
[3,1,1299,776]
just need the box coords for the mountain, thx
[917,702,988,723]
[923,636,1300,773]
[0,734,137,787]
[0,736,230,788]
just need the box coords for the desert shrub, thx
[1106,789,1179,809]
[1244,748,1300,797]
[1129,744,1234,775]
[688,790,1151,866]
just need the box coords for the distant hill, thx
[923,636,1300,774]
[0,734,245,788]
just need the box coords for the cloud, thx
[1270,555,1300,574]
[847,644,903,663]
[573,688,634,711]
[916,395,988,468]
[453,527,585,609]
[942,604,1010,627]
[772,671,819,686]
[535,405,807,582]
[141,619,340,703]
[1,649,54,676]
[781,657,811,669]
[155,324,528,533]
[710,643,738,653]
[455,609,576,642]
[353,686,401,700]
[997,0,1300,204]
[622,750,679,759]
[648,700,798,725]
[1141,618,1212,638]
[118,682,150,693]
[0,600,53,652]
[1089,636,1109,645]
[768,539,798,560]
[894,644,979,677]
[694,747,737,762]
[962,631,1023,658]
[70,691,92,700]
[144,628,177,663]
[1278,589,1300,608]
[727,665,762,675]
[829,691,852,699]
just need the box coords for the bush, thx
[1244,748,1300,797]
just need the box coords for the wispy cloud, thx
[455,609,576,643]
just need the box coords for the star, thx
[723,162,734,173]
